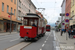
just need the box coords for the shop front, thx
[0,20,4,32]
[69,20,75,29]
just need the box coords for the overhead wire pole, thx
[8,13,14,34]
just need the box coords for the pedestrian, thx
[32,22,36,27]
[68,28,71,38]
[61,29,64,36]
[64,29,66,33]
[70,29,74,38]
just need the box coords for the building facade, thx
[17,0,36,21]
[61,0,66,29]
[0,0,36,33]
[17,0,36,32]
[65,0,71,29]
[0,0,21,32]
[70,0,75,27]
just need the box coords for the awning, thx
[70,20,75,26]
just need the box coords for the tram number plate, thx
[24,26,32,29]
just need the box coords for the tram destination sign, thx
[24,26,32,29]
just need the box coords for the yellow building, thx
[0,0,21,32]
[70,0,75,26]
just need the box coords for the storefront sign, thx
[70,20,75,26]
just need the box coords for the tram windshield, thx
[46,26,50,29]
[24,19,28,25]
[23,18,38,26]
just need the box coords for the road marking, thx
[46,32,51,41]
[40,49,42,50]
[10,38,19,42]
[44,41,47,43]
[53,31,56,41]
[42,44,45,47]
[46,38,48,40]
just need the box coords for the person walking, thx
[61,29,64,36]
[68,28,71,38]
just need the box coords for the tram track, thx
[5,42,31,50]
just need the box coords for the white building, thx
[61,0,66,29]
[17,0,36,21]
[16,0,36,31]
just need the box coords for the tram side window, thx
[40,20,42,27]
[24,19,28,25]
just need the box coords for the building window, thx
[72,11,74,16]
[11,0,13,2]
[14,0,16,4]
[11,7,13,13]
[7,5,9,13]
[29,10,30,13]
[18,10,21,16]
[73,0,74,5]
[19,0,21,8]
[14,9,16,16]
[2,3,4,11]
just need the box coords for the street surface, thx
[22,31,59,50]
[0,31,59,50]
[0,33,24,50]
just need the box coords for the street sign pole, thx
[65,13,69,40]
[10,15,12,34]
[8,13,14,34]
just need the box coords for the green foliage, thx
[57,24,61,29]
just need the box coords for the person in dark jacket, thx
[68,28,71,38]
[70,29,74,38]
[32,23,36,27]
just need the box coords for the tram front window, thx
[34,20,37,26]
[29,19,33,26]
[46,26,50,29]
[24,19,28,25]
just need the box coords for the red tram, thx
[46,25,51,32]
[20,13,46,41]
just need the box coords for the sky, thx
[31,0,63,27]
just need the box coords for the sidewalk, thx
[55,31,75,50]
[0,32,19,36]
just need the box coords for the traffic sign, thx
[65,19,69,22]
[62,23,65,25]
[66,13,69,16]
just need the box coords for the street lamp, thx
[8,12,14,34]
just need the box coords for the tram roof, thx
[21,13,41,18]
